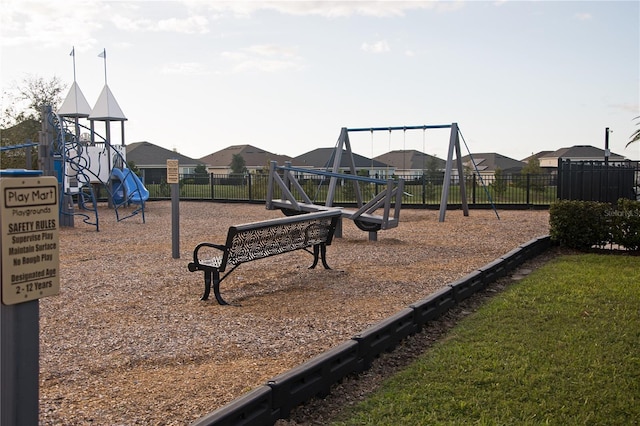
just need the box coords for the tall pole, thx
[70,46,77,91]
[70,47,80,139]
[99,48,107,86]
[605,127,610,167]
[605,127,611,203]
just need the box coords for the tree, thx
[194,164,209,184]
[517,157,546,192]
[1,75,66,169]
[127,161,141,177]
[521,157,542,175]
[0,119,41,169]
[230,154,247,175]
[424,154,442,181]
[627,116,640,148]
[491,167,507,197]
[2,75,66,127]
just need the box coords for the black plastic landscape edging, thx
[190,235,552,426]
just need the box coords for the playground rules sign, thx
[167,159,179,184]
[1,174,60,305]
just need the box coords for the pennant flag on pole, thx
[98,49,106,58]
[70,47,75,57]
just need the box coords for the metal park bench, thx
[187,210,342,305]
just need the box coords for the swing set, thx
[266,123,494,240]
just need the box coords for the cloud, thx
[112,14,209,34]
[0,1,105,49]
[574,12,592,21]
[361,40,391,54]
[608,103,640,115]
[161,62,208,75]
[221,44,303,73]
[0,1,209,50]
[244,44,298,57]
[188,0,460,18]
[231,59,303,73]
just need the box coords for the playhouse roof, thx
[89,85,127,121]
[57,82,92,118]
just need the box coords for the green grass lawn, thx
[332,254,640,425]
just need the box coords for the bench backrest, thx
[223,210,341,268]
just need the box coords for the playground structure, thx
[33,49,149,231]
[266,123,471,240]
[38,104,148,231]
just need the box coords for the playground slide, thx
[110,167,149,205]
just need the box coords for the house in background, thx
[126,141,202,184]
[199,144,291,174]
[522,150,553,165]
[461,153,526,179]
[0,118,40,169]
[538,145,626,171]
[374,150,445,178]
[291,147,392,179]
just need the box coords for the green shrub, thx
[550,199,640,251]
[549,200,610,250]
[609,199,640,251]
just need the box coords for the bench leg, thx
[201,270,212,301]
[201,270,229,305]
[309,244,331,270]
[212,269,229,305]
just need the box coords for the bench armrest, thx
[188,242,227,272]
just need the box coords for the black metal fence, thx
[557,159,640,203]
[144,172,562,208]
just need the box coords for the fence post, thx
[557,158,568,200]
[526,174,530,206]
[472,174,476,204]
[210,173,214,200]
[247,173,252,201]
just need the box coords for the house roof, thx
[1,119,40,143]
[127,141,201,167]
[199,144,292,168]
[374,150,445,170]
[542,145,625,160]
[462,153,525,172]
[522,150,553,163]
[292,147,389,169]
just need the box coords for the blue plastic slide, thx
[110,167,149,205]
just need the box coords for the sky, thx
[1,0,639,163]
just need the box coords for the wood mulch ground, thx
[39,201,551,425]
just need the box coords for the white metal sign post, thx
[0,170,60,425]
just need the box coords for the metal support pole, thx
[171,183,180,259]
[453,124,469,217]
[25,140,33,169]
[439,124,459,222]
[326,128,348,207]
